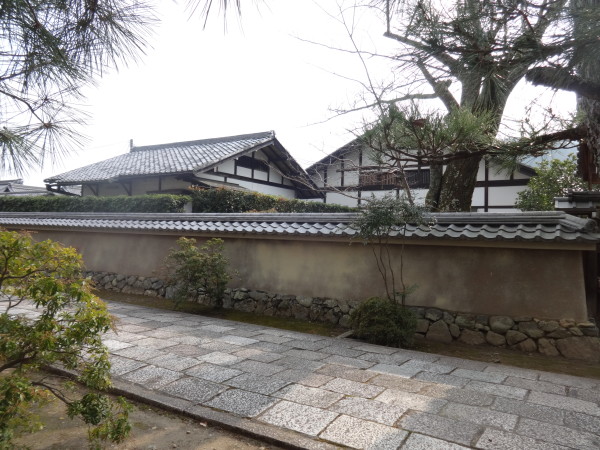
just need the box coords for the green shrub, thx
[165,237,232,308]
[0,231,131,447]
[350,297,417,348]
[190,188,355,213]
[0,194,191,213]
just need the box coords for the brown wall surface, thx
[23,229,589,321]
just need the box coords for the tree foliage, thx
[166,237,233,309]
[515,155,586,211]
[0,0,153,175]
[0,230,131,447]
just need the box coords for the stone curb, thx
[46,366,338,450]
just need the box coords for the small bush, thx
[190,188,355,213]
[0,194,191,213]
[165,237,232,308]
[350,297,417,348]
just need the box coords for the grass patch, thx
[97,290,345,337]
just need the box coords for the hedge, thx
[190,189,356,213]
[0,194,191,213]
[0,190,355,213]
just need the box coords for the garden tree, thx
[515,155,585,211]
[0,0,153,175]
[525,0,600,183]
[353,195,430,304]
[0,231,131,447]
[350,196,427,347]
[360,0,599,211]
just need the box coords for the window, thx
[359,169,430,188]
[236,155,268,172]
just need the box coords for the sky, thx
[21,0,576,186]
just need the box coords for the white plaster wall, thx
[98,183,128,196]
[253,170,269,181]
[160,176,189,191]
[325,191,359,207]
[472,187,485,208]
[237,167,252,178]
[233,180,297,198]
[218,159,235,174]
[489,166,513,181]
[489,185,526,207]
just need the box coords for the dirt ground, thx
[13,374,282,450]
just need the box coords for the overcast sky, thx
[22,0,575,185]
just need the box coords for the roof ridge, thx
[130,131,274,153]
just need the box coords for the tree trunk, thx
[425,163,443,210]
[437,156,482,211]
[574,0,600,181]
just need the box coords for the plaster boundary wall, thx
[8,224,592,322]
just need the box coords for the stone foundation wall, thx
[411,307,599,361]
[88,271,600,361]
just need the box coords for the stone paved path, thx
[18,301,600,449]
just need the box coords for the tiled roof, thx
[0,211,597,243]
[44,132,276,184]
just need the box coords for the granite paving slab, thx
[15,299,600,450]
[319,414,408,449]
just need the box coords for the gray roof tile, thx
[44,132,275,184]
[0,211,597,243]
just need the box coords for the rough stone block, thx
[458,329,486,346]
[538,320,560,333]
[443,311,455,324]
[505,330,527,345]
[449,323,461,338]
[556,337,600,362]
[489,316,515,334]
[569,327,584,336]
[546,329,571,339]
[416,318,430,334]
[486,331,506,347]
[518,321,545,339]
[426,320,452,343]
[582,326,600,337]
[425,308,443,321]
[455,314,476,329]
[537,338,560,357]
[559,318,576,328]
[513,338,537,353]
